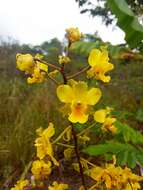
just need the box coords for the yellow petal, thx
[57,85,74,103]
[37,62,48,72]
[69,103,88,124]
[98,74,111,83]
[88,49,101,67]
[94,109,107,123]
[86,88,102,105]
[42,122,55,138]
[16,53,34,73]
[73,81,88,103]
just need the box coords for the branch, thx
[34,58,61,71]
[67,66,90,79]
[71,124,87,190]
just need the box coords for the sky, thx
[0,0,125,45]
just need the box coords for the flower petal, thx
[94,109,107,123]
[73,81,88,103]
[68,103,88,124]
[87,88,102,105]
[88,49,101,67]
[57,85,74,103]
[68,112,88,124]
[43,122,55,138]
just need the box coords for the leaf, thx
[83,142,143,168]
[115,121,143,144]
[83,142,127,156]
[136,108,143,123]
[70,41,100,56]
[108,0,143,48]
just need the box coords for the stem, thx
[47,75,60,85]
[71,124,87,190]
[67,66,90,79]
[53,126,72,144]
[56,142,74,148]
[60,40,87,189]
[61,63,67,84]
[34,58,61,71]
[77,123,95,136]
[80,157,97,168]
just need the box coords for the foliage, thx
[83,121,143,168]
[75,0,143,25]
[108,0,143,48]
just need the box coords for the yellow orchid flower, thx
[27,67,46,84]
[16,53,34,74]
[16,53,48,84]
[35,123,59,166]
[10,179,29,190]
[94,108,117,134]
[87,48,114,83]
[31,160,52,180]
[58,55,71,64]
[66,27,83,43]
[89,157,142,190]
[57,81,101,123]
[48,181,69,190]
[48,70,59,78]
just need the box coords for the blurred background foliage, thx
[76,0,143,49]
[1,0,143,188]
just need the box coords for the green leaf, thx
[108,0,143,48]
[136,108,143,123]
[70,41,100,56]
[115,121,143,144]
[83,142,143,168]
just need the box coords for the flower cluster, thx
[87,47,114,82]
[89,157,143,190]
[94,107,117,134]
[16,54,48,84]
[13,27,143,190]
[10,179,29,190]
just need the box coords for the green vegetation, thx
[0,35,143,188]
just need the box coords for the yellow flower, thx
[88,157,143,190]
[48,70,59,78]
[16,53,48,84]
[27,67,46,84]
[48,181,68,190]
[16,53,34,73]
[31,160,52,180]
[11,179,29,190]
[66,27,83,43]
[59,55,71,64]
[35,123,59,166]
[57,81,101,123]
[87,47,114,82]
[37,61,48,72]
[94,108,117,134]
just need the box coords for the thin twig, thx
[34,58,61,71]
[53,126,72,144]
[61,63,67,84]
[47,75,60,85]
[77,123,95,136]
[67,66,90,79]
[56,142,74,148]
